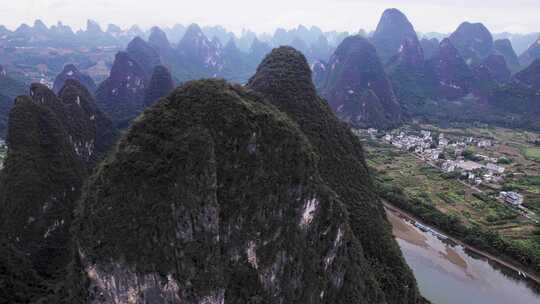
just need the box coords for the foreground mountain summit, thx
[72,47,423,303]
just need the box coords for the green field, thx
[366,144,530,234]
[362,124,540,272]
[523,147,540,162]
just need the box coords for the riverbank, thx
[384,201,540,285]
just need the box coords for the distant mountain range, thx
[0,10,539,132]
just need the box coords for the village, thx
[356,127,528,211]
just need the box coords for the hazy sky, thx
[1,0,539,35]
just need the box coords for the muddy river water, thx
[386,208,540,304]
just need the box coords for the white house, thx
[486,163,505,174]
[500,191,524,206]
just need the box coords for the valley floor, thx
[357,123,540,273]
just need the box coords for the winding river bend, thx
[386,207,540,304]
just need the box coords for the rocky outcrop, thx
[473,54,511,84]
[321,36,402,128]
[248,46,421,303]
[371,8,420,63]
[514,58,540,90]
[126,37,161,79]
[519,37,540,68]
[420,38,439,60]
[449,22,494,65]
[175,23,224,81]
[311,60,327,89]
[387,35,424,68]
[148,26,176,65]
[57,79,117,166]
[95,51,148,128]
[426,38,475,100]
[148,26,173,55]
[144,65,175,106]
[493,39,520,71]
[53,64,97,94]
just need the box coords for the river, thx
[386,208,540,304]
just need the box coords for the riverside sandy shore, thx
[384,202,540,285]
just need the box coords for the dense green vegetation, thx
[73,78,415,303]
[248,47,423,303]
[523,147,540,162]
[0,82,116,303]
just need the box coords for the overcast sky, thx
[1,0,539,35]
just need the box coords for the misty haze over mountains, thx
[0,7,540,132]
[1,18,539,53]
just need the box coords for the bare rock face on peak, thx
[320,36,402,129]
[474,54,511,84]
[426,38,476,100]
[53,64,97,94]
[148,26,173,55]
[148,26,176,67]
[493,39,520,71]
[449,22,494,65]
[311,60,327,89]
[519,36,540,68]
[372,8,420,63]
[95,51,148,128]
[175,23,224,81]
[126,36,162,79]
[514,58,540,91]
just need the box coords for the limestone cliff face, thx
[73,79,389,303]
[519,37,540,68]
[426,38,476,100]
[126,36,162,80]
[493,39,520,72]
[53,64,97,94]
[449,22,494,65]
[371,8,420,63]
[57,79,117,167]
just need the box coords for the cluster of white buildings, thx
[384,131,472,161]
[441,159,505,185]
[381,129,512,187]
[385,130,440,158]
[355,127,529,211]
